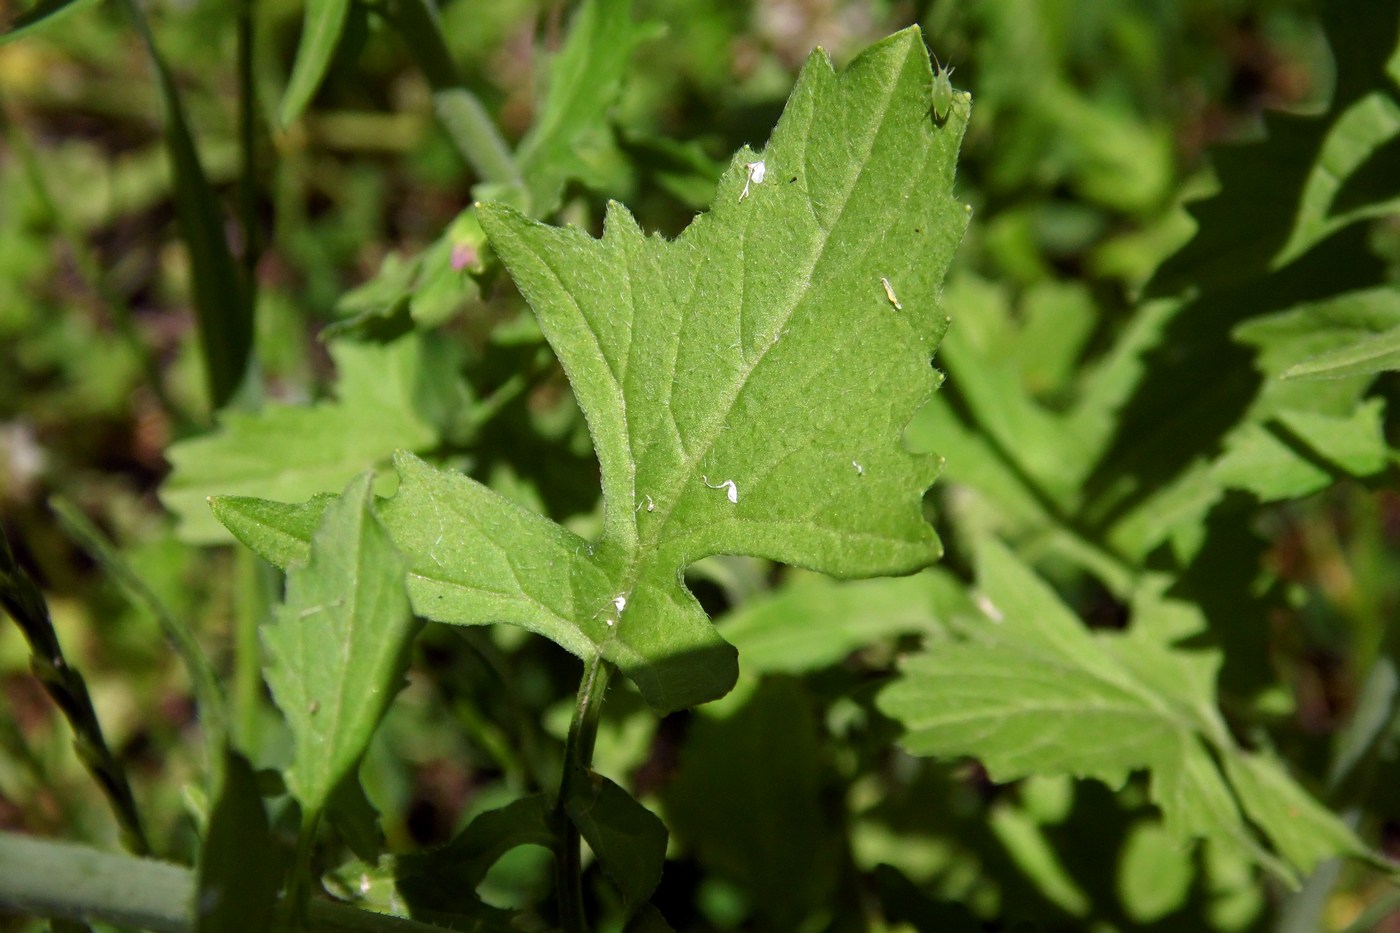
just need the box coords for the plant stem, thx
[385,0,524,196]
[236,0,261,288]
[554,653,613,933]
[232,546,275,753]
[51,499,229,760]
[0,830,451,933]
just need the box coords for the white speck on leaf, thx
[635,494,655,513]
[740,160,766,201]
[702,475,739,503]
[880,277,903,310]
[853,460,864,475]
[974,592,1003,622]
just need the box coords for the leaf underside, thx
[216,26,970,712]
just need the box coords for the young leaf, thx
[215,27,970,714]
[264,473,419,822]
[877,539,1372,885]
[515,0,657,215]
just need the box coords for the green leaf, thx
[395,794,553,927]
[0,0,99,45]
[264,473,419,820]
[124,0,252,409]
[278,0,352,127]
[877,539,1370,885]
[480,29,966,707]
[515,0,657,215]
[216,28,969,713]
[1282,321,1400,380]
[661,678,837,928]
[162,336,439,543]
[564,769,667,913]
[1210,400,1389,502]
[194,749,283,933]
[720,571,955,675]
[1147,5,1400,296]
[209,494,334,569]
[1221,752,1374,877]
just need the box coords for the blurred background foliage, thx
[2,0,1399,930]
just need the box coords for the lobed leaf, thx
[216,27,971,713]
[877,539,1372,885]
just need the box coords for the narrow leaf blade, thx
[0,0,99,45]
[278,0,352,127]
[128,5,252,408]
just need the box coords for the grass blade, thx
[278,0,352,127]
[0,0,98,45]
[121,0,253,411]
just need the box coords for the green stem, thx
[232,547,274,752]
[384,0,524,194]
[0,830,450,933]
[236,0,261,288]
[51,499,229,760]
[554,654,613,933]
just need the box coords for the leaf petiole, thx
[554,653,614,932]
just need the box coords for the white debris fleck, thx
[613,595,627,615]
[702,475,739,503]
[853,460,864,475]
[881,277,903,310]
[973,593,1004,622]
[740,160,766,201]
[635,494,655,513]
